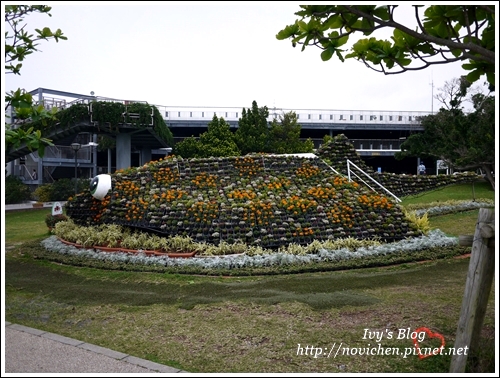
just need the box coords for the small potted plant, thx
[45,213,68,231]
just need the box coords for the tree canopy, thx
[198,115,240,157]
[234,101,314,155]
[395,78,495,189]
[172,135,202,159]
[5,5,68,157]
[173,114,240,158]
[173,102,313,158]
[269,111,314,154]
[276,5,495,90]
[234,101,271,155]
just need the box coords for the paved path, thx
[4,322,188,374]
[4,201,65,212]
[5,202,189,373]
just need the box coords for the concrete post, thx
[116,133,131,170]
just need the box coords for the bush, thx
[29,178,92,203]
[50,178,89,201]
[34,184,52,202]
[5,175,32,204]
[45,213,68,228]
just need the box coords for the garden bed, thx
[41,228,463,275]
[66,154,425,248]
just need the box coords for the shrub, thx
[5,175,31,204]
[50,178,89,201]
[34,184,52,202]
[45,213,68,228]
[402,209,431,234]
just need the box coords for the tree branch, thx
[341,6,495,64]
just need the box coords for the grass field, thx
[400,180,494,205]
[4,182,496,373]
[4,208,52,244]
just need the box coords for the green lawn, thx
[4,208,53,244]
[4,183,496,373]
[400,180,494,205]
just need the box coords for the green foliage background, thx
[33,178,90,202]
[174,101,314,158]
[5,175,32,204]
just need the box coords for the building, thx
[5,88,431,187]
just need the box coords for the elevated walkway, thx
[7,88,428,177]
[6,107,170,169]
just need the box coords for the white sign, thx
[437,160,448,169]
[52,202,63,215]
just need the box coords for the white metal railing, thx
[19,164,37,180]
[157,105,429,126]
[15,90,430,128]
[35,145,93,160]
[40,145,63,159]
[318,157,341,175]
[347,159,401,203]
[37,96,67,111]
[43,166,55,183]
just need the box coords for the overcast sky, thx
[3,2,493,113]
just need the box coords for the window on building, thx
[178,111,181,117]
[379,115,383,121]
[408,116,412,121]
[308,114,311,120]
[202,112,204,117]
[350,115,353,120]
[165,111,169,117]
[190,112,192,117]
[360,115,363,121]
[398,115,403,121]
[330,114,333,120]
[319,114,322,120]
[389,115,393,121]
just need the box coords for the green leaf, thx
[416,43,435,55]
[461,63,475,70]
[324,14,343,29]
[335,50,345,62]
[450,48,462,58]
[485,72,494,87]
[276,23,300,40]
[320,48,334,61]
[399,58,412,66]
[465,69,482,83]
[372,6,390,20]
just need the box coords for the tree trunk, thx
[481,164,495,191]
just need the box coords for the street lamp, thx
[84,142,99,177]
[160,147,172,156]
[71,143,81,195]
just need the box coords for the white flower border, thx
[40,229,458,271]
[412,200,493,217]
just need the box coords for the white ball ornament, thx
[90,174,112,200]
